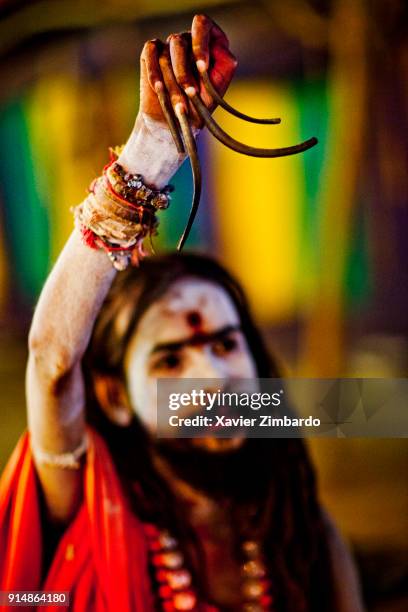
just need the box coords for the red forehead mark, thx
[186,310,202,329]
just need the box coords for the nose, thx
[187,346,229,380]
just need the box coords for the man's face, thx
[123,277,258,437]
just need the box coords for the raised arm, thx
[25,15,237,524]
[26,128,181,524]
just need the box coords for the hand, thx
[119,15,237,186]
[138,14,237,130]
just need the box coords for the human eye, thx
[151,351,182,373]
[211,333,239,357]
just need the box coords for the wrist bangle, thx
[31,434,88,470]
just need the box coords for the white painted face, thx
[123,277,258,432]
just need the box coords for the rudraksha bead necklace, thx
[143,523,276,611]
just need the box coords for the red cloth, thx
[0,429,155,611]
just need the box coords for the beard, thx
[153,436,274,502]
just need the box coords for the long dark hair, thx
[83,251,334,611]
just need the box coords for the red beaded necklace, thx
[143,523,276,611]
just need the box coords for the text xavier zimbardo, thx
[165,390,321,428]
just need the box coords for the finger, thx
[168,32,204,124]
[168,33,203,124]
[191,15,236,106]
[142,40,185,153]
[159,44,189,114]
[192,15,232,74]
[168,32,198,97]
[142,39,164,91]
[191,14,213,72]
[162,38,202,127]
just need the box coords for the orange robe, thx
[0,429,156,611]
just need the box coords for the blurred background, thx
[0,0,407,609]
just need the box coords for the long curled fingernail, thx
[191,92,318,158]
[202,70,281,125]
[174,104,202,250]
[156,89,185,154]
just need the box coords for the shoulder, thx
[321,508,366,612]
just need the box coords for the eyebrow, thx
[149,324,242,355]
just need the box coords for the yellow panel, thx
[27,74,96,264]
[211,80,304,323]
[26,68,137,266]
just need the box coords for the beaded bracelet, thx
[72,149,173,270]
[106,162,173,210]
